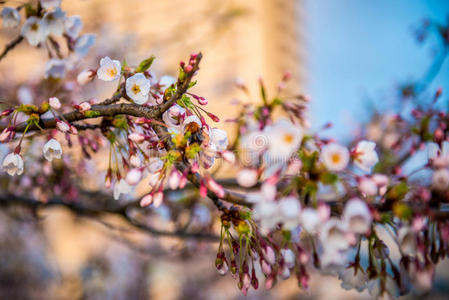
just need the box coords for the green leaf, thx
[320,172,338,185]
[112,115,128,129]
[84,110,101,118]
[386,182,409,201]
[393,203,413,220]
[188,80,197,88]
[135,56,155,73]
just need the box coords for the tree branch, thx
[0,194,218,241]
[0,35,23,63]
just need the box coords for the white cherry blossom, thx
[2,153,24,176]
[113,179,132,200]
[49,97,61,109]
[43,139,62,161]
[42,8,66,36]
[21,17,46,46]
[1,7,21,28]
[353,140,379,172]
[321,143,350,171]
[97,56,121,81]
[343,198,372,234]
[64,15,82,39]
[264,118,303,161]
[126,73,151,104]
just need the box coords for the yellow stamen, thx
[131,84,141,94]
[107,68,117,78]
[331,153,341,164]
[283,133,294,144]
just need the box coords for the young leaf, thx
[135,56,156,73]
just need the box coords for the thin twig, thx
[0,35,24,62]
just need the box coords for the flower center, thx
[31,23,39,31]
[107,68,117,78]
[283,133,294,144]
[131,84,141,94]
[331,153,341,164]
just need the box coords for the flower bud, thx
[77,69,95,85]
[49,97,61,110]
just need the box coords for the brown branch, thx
[0,35,23,62]
[13,102,160,133]
[158,52,203,113]
[0,194,219,241]
[7,53,202,134]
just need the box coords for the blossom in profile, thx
[264,119,303,161]
[74,34,95,57]
[299,208,321,234]
[42,8,66,36]
[49,97,61,109]
[278,196,301,230]
[76,69,95,85]
[113,179,132,200]
[97,56,121,81]
[21,17,46,46]
[158,75,176,91]
[40,0,61,10]
[64,15,82,39]
[343,198,372,234]
[321,143,350,171]
[162,104,185,130]
[43,139,62,161]
[1,7,21,28]
[320,218,349,251]
[2,153,24,176]
[398,226,417,257]
[353,140,379,172]
[45,59,66,79]
[209,128,228,152]
[126,73,151,104]
[339,267,367,292]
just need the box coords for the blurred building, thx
[1,0,305,111]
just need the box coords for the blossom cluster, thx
[1,0,94,79]
[1,1,449,299]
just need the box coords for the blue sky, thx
[305,0,449,140]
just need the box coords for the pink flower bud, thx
[126,168,142,185]
[179,173,187,188]
[49,97,61,109]
[153,192,163,207]
[207,112,220,122]
[200,181,207,198]
[56,120,70,133]
[140,193,153,207]
[1,108,14,116]
[221,151,236,164]
[78,102,91,112]
[197,97,208,105]
[206,177,225,198]
[264,246,276,265]
[168,169,181,190]
[261,260,272,275]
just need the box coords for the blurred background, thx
[1,0,449,299]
